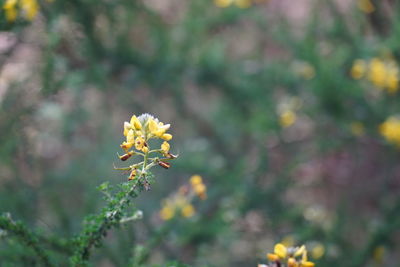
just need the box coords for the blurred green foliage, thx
[0,0,400,266]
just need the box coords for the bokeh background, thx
[1,0,400,266]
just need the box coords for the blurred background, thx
[0,0,400,266]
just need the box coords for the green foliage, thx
[1,0,400,266]
[0,213,53,267]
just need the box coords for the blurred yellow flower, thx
[160,205,175,221]
[190,175,207,199]
[350,121,365,137]
[214,0,231,8]
[190,175,203,186]
[385,65,399,94]
[181,204,195,218]
[368,58,387,89]
[311,243,325,259]
[379,116,400,147]
[21,0,38,20]
[351,59,366,79]
[214,0,252,8]
[373,245,385,264]
[281,235,295,247]
[293,61,315,80]
[161,141,170,155]
[3,0,18,22]
[235,0,251,8]
[358,0,375,14]
[279,110,297,128]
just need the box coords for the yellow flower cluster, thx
[115,114,176,182]
[379,116,400,147]
[351,58,399,94]
[3,0,40,22]
[189,175,207,200]
[258,243,314,267]
[159,175,207,221]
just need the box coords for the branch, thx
[0,213,54,267]
[69,179,147,266]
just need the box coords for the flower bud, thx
[158,161,170,169]
[119,151,134,161]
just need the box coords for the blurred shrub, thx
[0,0,400,266]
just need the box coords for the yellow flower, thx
[161,133,172,141]
[159,175,206,222]
[161,141,170,154]
[287,257,296,267]
[3,0,43,22]
[127,129,135,143]
[279,110,297,128]
[379,116,400,146]
[123,115,142,136]
[385,65,399,93]
[193,183,207,200]
[311,243,325,259]
[351,59,366,79]
[190,175,203,186]
[214,0,233,8]
[358,0,375,14]
[20,0,38,21]
[121,114,173,154]
[300,261,315,267]
[120,141,133,150]
[214,0,252,8]
[295,245,306,257]
[134,136,148,153]
[274,243,287,258]
[267,253,279,262]
[281,235,295,247]
[368,58,387,89]
[117,113,176,182]
[373,245,385,264]
[130,115,142,130]
[160,205,175,221]
[128,169,137,180]
[148,118,170,138]
[293,61,315,80]
[181,204,195,218]
[3,0,18,22]
[235,0,251,8]
[300,251,314,267]
[189,175,207,199]
[353,57,400,94]
[123,122,131,137]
